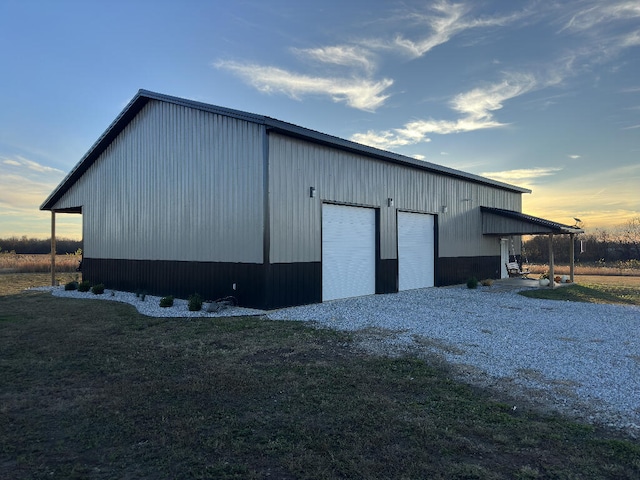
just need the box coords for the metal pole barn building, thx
[41,90,581,309]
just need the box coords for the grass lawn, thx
[1,279,639,478]
[520,276,640,305]
[0,272,79,296]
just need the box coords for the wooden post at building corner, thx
[51,211,56,286]
[548,233,554,289]
[569,233,575,283]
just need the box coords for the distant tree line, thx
[523,217,640,264]
[0,236,82,255]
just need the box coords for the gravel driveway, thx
[267,285,640,435]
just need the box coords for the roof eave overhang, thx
[481,206,584,236]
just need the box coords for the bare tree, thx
[618,216,640,260]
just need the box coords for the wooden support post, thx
[51,211,56,286]
[569,233,575,283]
[548,233,554,289]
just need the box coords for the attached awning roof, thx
[481,206,584,236]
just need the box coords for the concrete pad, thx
[493,277,573,289]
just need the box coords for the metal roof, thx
[41,89,531,211]
[481,206,584,235]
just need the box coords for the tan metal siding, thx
[268,133,522,263]
[52,100,264,262]
[482,215,554,235]
[437,181,523,257]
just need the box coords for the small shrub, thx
[91,283,105,295]
[64,281,78,291]
[480,278,493,287]
[466,277,478,289]
[159,295,174,308]
[78,281,91,292]
[188,293,203,311]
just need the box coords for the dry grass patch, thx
[575,275,640,287]
[0,253,80,273]
[527,263,640,277]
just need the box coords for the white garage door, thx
[322,204,376,301]
[398,211,435,291]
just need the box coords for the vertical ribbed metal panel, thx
[52,100,264,262]
[268,133,522,263]
[482,215,553,235]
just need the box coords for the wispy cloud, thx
[350,0,640,144]
[1,155,63,174]
[621,30,640,47]
[390,1,468,57]
[0,173,57,209]
[214,60,392,111]
[350,129,428,150]
[214,1,531,112]
[480,167,563,186]
[371,1,527,58]
[25,159,63,174]
[351,73,536,149]
[452,73,536,120]
[562,1,640,32]
[559,0,640,62]
[0,156,72,236]
[0,157,64,210]
[214,1,635,122]
[292,45,378,74]
[568,154,581,159]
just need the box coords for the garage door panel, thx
[398,212,435,291]
[322,204,376,301]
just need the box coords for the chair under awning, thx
[480,206,584,285]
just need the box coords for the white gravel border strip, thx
[30,286,265,318]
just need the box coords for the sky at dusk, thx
[1,0,639,240]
